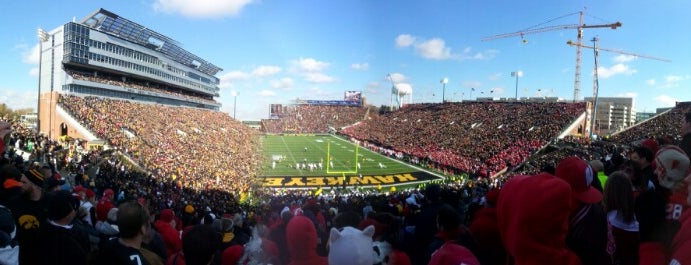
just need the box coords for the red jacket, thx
[155,220,182,258]
[96,198,115,222]
[640,210,691,265]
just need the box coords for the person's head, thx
[603,171,635,223]
[436,204,462,232]
[103,188,114,200]
[159,209,176,227]
[117,201,150,239]
[182,224,221,265]
[332,211,361,230]
[654,146,690,190]
[498,173,580,264]
[555,156,603,206]
[20,169,45,196]
[630,146,654,168]
[47,190,78,223]
[682,111,691,136]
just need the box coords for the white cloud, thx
[395,34,415,48]
[386,73,407,83]
[291,58,330,73]
[659,75,691,88]
[490,87,505,95]
[218,71,250,89]
[366,82,380,90]
[644,75,690,88]
[597,64,637,78]
[351,63,369,71]
[270,78,293,90]
[488,73,502,81]
[414,38,453,60]
[221,71,251,81]
[153,0,255,18]
[259,90,276,97]
[471,50,498,60]
[613,54,635,63]
[22,44,39,65]
[251,65,281,77]
[654,94,678,107]
[616,92,638,98]
[0,88,38,111]
[304,73,336,83]
[29,67,39,77]
[463,81,482,89]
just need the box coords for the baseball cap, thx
[556,156,603,204]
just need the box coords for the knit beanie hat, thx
[24,169,45,187]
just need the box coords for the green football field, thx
[258,134,443,188]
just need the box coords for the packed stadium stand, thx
[341,101,587,177]
[261,104,371,133]
[34,9,262,191]
[38,8,223,142]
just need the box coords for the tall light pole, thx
[37,28,49,134]
[440,77,448,103]
[231,91,238,120]
[511,71,522,100]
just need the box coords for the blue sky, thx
[1,0,689,120]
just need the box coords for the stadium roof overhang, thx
[79,8,223,76]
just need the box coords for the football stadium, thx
[1,6,691,265]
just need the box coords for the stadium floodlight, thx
[440,77,448,103]
[511,71,523,100]
[231,91,238,120]
[37,28,49,42]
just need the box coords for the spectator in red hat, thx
[469,188,506,265]
[640,145,691,265]
[97,188,116,222]
[155,208,182,258]
[498,173,581,265]
[286,215,327,265]
[427,204,482,265]
[555,156,610,264]
[221,245,244,265]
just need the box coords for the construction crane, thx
[566,37,670,138]
[482,11,622,102]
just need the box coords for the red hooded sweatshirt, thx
[286,215,327,265]
[640,209,691,265]
[498,173,582,265]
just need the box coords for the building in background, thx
[584,97,635,135]
[37,8,222,140]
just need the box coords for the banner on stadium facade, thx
[344,91,362,103]
[258,171,439,187]
[295,99,361,106]
[269,104,283,119]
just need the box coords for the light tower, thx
[440,77,448,103]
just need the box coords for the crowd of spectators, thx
[1,98,690,264]
[66,69,217,104]
[261,105,370,133]
[59,95,261,195]
[341,102,586,177]
[611,105,691,145]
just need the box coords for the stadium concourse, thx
[1,100,691,264]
